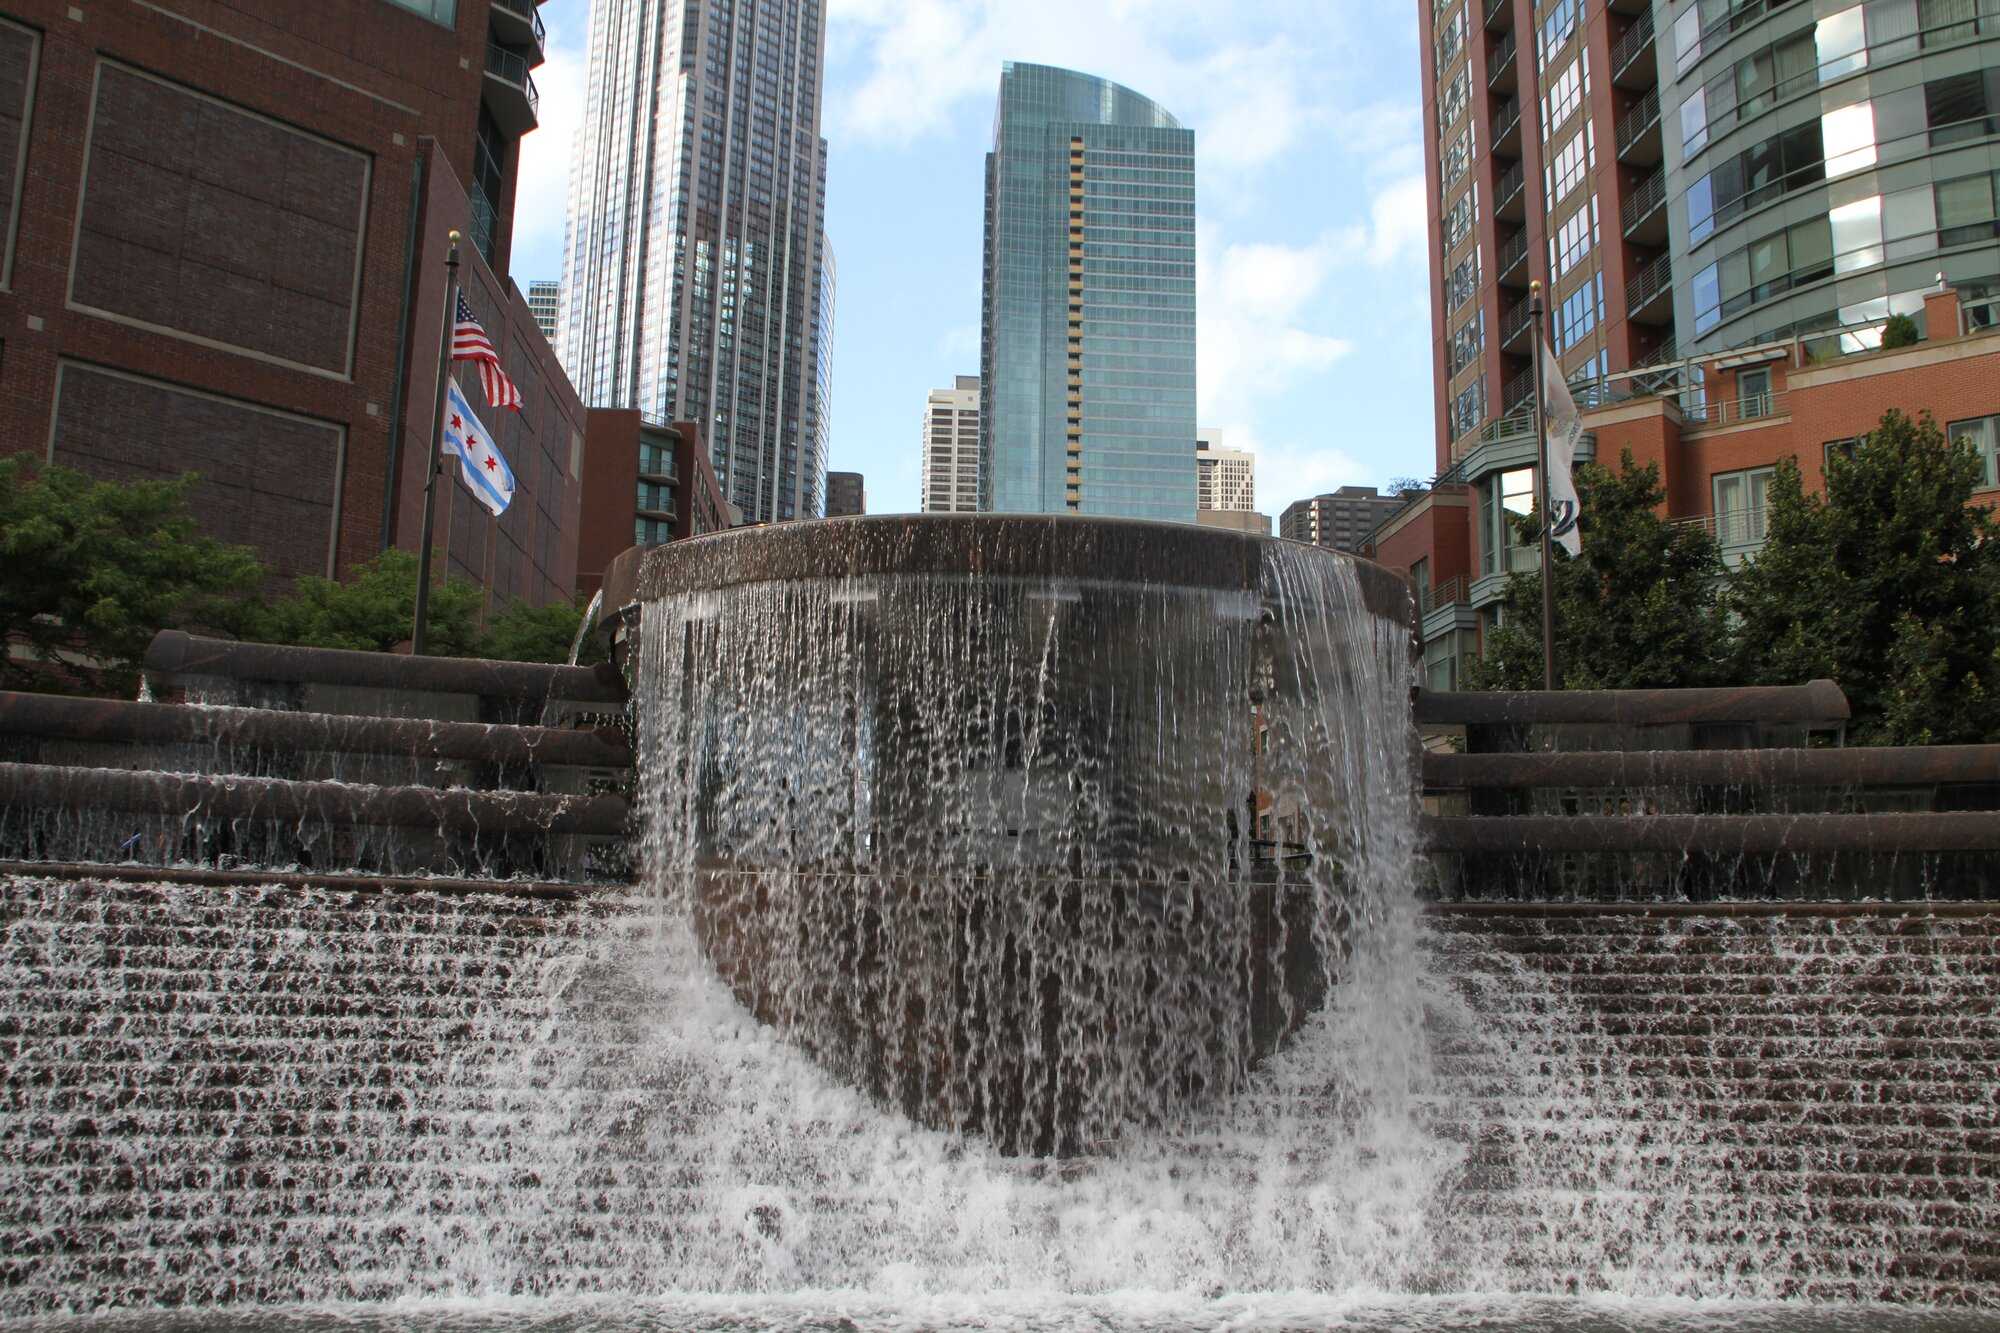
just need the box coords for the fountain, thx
[2,515,1999,1323]
[627,514,1418,1155]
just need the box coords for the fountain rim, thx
[625,513,1413,622]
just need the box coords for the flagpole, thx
[1529,277,1556,692]
[411,230,460,657]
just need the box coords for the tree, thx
[1727,409,2000,744]
[0,458,266,692]
[1467,451,1731,691]
[1880,313,1920,349]
[1387,476,1428,497]
[478,596,607,665]
[253,548,484,657]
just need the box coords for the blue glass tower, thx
[981,63,1197,520]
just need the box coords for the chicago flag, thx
[442,379,515,517]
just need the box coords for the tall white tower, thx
[922,375,981,513]
[560,0,833,523]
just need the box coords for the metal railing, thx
[1483,0,1510,26]
[1500,294,1534,345]
[1487,29,1517,83]
[485,42,541,118]
[1670,506,1770,546]
[1621,168,1665,235]
[1493,94,1521,142]
[1495,159,1525,210]
[1625,251,1672,310]
[1682,390,1787,429]
[467,180,497,262]
[490,0,546,47]
[1497,227,1528,279]
[1420,577,1467,617]
[1611,8,1655,77]
[1614,86,1659,155]
[1502,363,1536,410]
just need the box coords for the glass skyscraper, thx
[981,63,1197,520]
[560,0,833,524]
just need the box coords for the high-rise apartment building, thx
[981,63,1197,520]
[1388,0,2000,688]
[922,375,983,513]
[528,280,560,343]
[825,471,865,516]
[1195,429,1256,511]
[1281,488,1405,552]
[559,0,833,525]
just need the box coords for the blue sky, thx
[512,0,1435,519]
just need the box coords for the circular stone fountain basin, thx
[632,515,1415,1156]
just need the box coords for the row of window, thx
[1685,68,2000,247]
[1447,248,1482,311]
[1554,272,1605,353]
[1690,169,2000,334]
[1449,309,1486,375]
[1443,183,1480,254]
[1553,196,1599,279]
[1547,122,1595,206]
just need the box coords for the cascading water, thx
[4,518,1996,1326]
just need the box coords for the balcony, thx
[1487,29,1517,90]
[1620,167,1667,244]
[483,41,540,136]
[1502,362,1537,411]
[1610,9,1656,89]
[1497,227,1529,285]
[1482,0,1511,30]
[1615,86,1660,165]
[1495,159,1526,220]
[1500,294,1536,351]
[1493,94,1522,154]
[1672,508,1770,566]
[1682,390,1789,431]
[1627,252,1673,325]
[1420,576,1468,618]
[488,0,546,61]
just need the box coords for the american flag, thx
[453,291,523,412]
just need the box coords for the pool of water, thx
[13,1297,1995,1332]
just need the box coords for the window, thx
[1446,249,1482,310]
[1918,0,1978,45]
[1823,437,1860,475]
[1439,66,1470,132]
[1451,374,1487,438]
[1815,5,1867,79]
[1712,467,1774,546]
[1829,195,1883,272]
[1546,124,1593,204]
[1442,124,1476,192]
[382,0,456,24]
[1442,185,1479,252]
[1449,309,1486,375]
[1554,273,1604,353]
[1821,101,1876,177]
[1926,70,1999,147]
[1738,367,1773,418]
[1552,198,1598,277]
[1437,4,1466,65]
[1948,415,2000,490]
[1481,466,1539,575]
[1937,170,1998,247]
[1543,52,1588,133]
[1539,0,1580,68]
[1673,4,1703,77]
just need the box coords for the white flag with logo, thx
[441,379,516,518]
[1540,344,1583,557]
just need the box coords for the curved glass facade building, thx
[1665,0,2000,354]
[559,0,832,524]
[981,63,1198,520]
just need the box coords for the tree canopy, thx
[252,548,485,658]
[0,458,264,692]
[1726,409,2000,744]
[1467,451,1730,691]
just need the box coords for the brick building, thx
[575,411,729,599]
[825,471,865,517]
[0,0,582,609]
[1372,284,2000,690]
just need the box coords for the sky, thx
[511,0,1436,521]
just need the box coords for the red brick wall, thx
[0,0,569,607]
[577,409,641,600]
